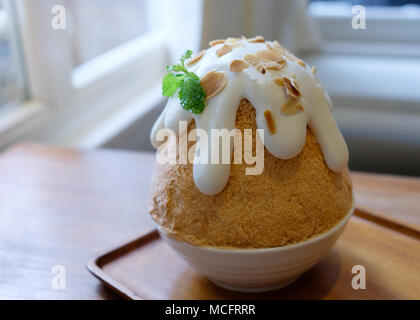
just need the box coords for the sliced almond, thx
[255,50,285,63]
[209,39,225,46]
[216,44,232,57]
[298,60,306,67]
[244,54,260,66]
[200,71,227,100]
[311,66,317,75]
[264,110,276,134]
[230,59,249,72]
[280,97,304,116]
[265,41,276,51]
[283,77,300,98]
[265,41,285,52]
[274,78,284,87]
[268,41,286,54]
[272,40,283,49]
[285,52,304,65]
[262,61,286,71]
[186,50,206,66]
[248,35,265,43]
[226,37,240,43]
[256,64,267,74]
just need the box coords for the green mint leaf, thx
[166,64,184,72]
[162,73,180,97]
[178,73,206,114]
[162,49,207,114]
[180,50,193,66]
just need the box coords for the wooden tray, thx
[87,208,420,299]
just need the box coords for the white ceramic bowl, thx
[156,201,355,293]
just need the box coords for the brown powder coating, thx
[148,99,353,249]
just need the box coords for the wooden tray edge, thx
[355,205,420,240]
[86,230,159,300]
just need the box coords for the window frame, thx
[17,0,171,108]
[0,0,27,108]
[302,1,420,139]
[1,0,203,149]
[308,1,420,56]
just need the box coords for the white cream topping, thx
[151,39,349,195]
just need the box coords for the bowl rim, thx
[155,199,355,254]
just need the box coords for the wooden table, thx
[0,143,419,299]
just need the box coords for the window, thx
[309,0,420,56]
[0,0,202,149]
[303,1,420,113]
[67,0,150,67]
[0,0,26,108]
[305,0,420,175]
[312,0,420,5]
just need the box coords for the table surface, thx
[0,143,419,300]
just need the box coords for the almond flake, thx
[209,39,225,46]
[200,71,227,100]
[216,44,232,57]
[265,41,276,51]
[186,50,206,66]
[280,97,304,116]
[274,78,284,87]
[255,50,285,63]
[272,41,283,49]
[271,41,287,54]
[244,54,260,66]
[248,35,265,43]
[285,53,304,66]
[230,59,249,72]
[262,61,286,71]
[226,37,240,43]
[312,66,317,75]
[264,110,276,134]
[256,64,267,74]
[265,41,284,52]
[283,77,300,98]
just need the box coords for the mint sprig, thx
[162,50,206,114]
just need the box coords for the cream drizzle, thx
[151,39,349,195]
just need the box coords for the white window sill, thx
[0,85,164,151]
[0,100,50,149]
[301,53,420,140]
[64,85,163,149]
[303,53,420,106]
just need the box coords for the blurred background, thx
[0,0,419,175]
